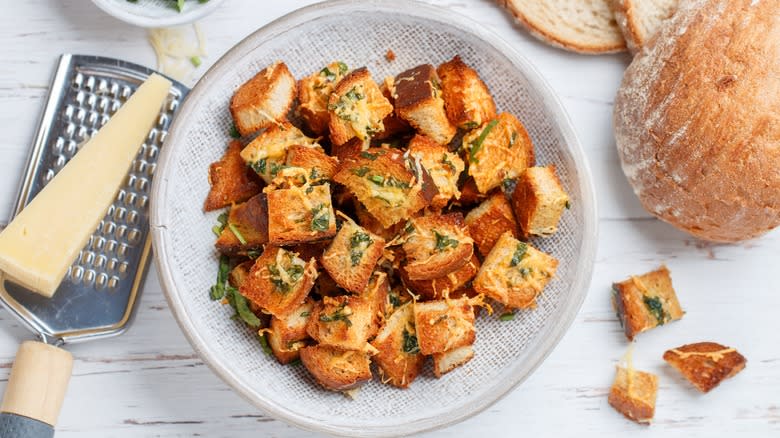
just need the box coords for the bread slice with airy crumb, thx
[393,64,457,145]
[215,193,269,256]
[612,266,684,341]
[512,165,569,238]
[663,342,746,393]
[473,232,558,309]
[465,192,519,257]
[306,295,377,352]
[437,56,497,130]
[401,254,480,301]
[230,61,296,136]
[402,213,474,281]
[266,299,314,364]
[608,365,658,424]
[462,112,534,193]
[612,0,678,54]
[370,302,425,388]
[298,61,350,135]
[240,123,320,184]
[300,345,372,392]
[204,140,263,211]
[408,134,464,209]
[328,67,393,146]
[413,297,476,355]
[433,344,474,377]
[266,183,336,245]
[321,221,386,294]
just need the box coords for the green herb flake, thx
[643,295,667,325]
[349,231,373,266]
[509,242,528,267]
[468,119,499,164]
[441,154,456,172]
[300,311,311,318]
[212,212,228,237]
[231,286,261,328]
[352,166,370,177]
[269,161,287,178]
[250,158,267,175]
[247,249,262,259]
[401,328,420,354]
[190,56,202,68]
[404,222,415,235]
[368,174,385,185]
[337,62,348,75]
[209,255,231,300]
[499,312,515,321]
[388,293,402,308]
[268,259,305,294]
[462,121,479,130]
[345,87,365,101]
[433,230,459,252]
[310,204,331,232]
[258,333,273,356]
[565,200,572,210]
[319,302,352,327]
[229,124,241,139]
[519,267,532,278]
[360,151,379,160]
[228,223,248,245]
[320,66,335,80]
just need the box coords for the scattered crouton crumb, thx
[385,49,396,61]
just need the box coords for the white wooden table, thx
[1,1,778,436]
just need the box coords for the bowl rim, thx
[91,0,225,28]
[150,0,599,435]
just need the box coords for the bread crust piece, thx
[370,302,425,388]
[328,67,393,146]
[230,61,296,136]
[511,165,569,238]
[240,122,320,184]
[298,61,350,135]
[437,56,497,130]
[204,140,263,211]
[413,297,476,355]
[465,192,518,256]
[433,344,475,378]
[215,193,269,256]
[663,342,746,393]
[266,299,313,364]
[285,145,340,184]
[393,64,456,145]
[266,183,337,246]
[611,0,678,55]
[608,365,658,424]
[408,134,464,210]
[321,221,386,294]
[402,213,474,281]
[300,345,372,391]
[306,295,377,352]
[374,76,413,141]
[611,265,684,341]
[401,254,480,301]
[614,0,780,242]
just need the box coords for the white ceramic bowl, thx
[151,1,598,436]
[91,0,224,28]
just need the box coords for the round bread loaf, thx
[614,0,780,242]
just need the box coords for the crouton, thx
[374,76,412,141]
[298,61,350,135]
[393,64,456,145]
[465,192,518,256]
[204,140,263,211]
[240,123,320,184]
[663,342,746,393]
[360,271,390,340]
[408,134,464,209]
[371,302,424,388]
[462,112,534,193]
[473,232,558,309]
[333,148,436,228]
[402,213,474,281]
[331,137,364,162]
[328,67,393,146]
[401,254,480,301]
[413,297,476,355]
[306,295,377,352]
[228,260,254,289]
[385,286,414,317]
[215,193,269,257]
[437,56,497,130]
[608,366,658,424]
[456,176,486,207]
[353,200,406,242]
[230,61,296,136]
[266,299,314,364]
[312,269,345,298]
[284,145,340,185]
[240,246,318,319]
[433,344,475,377]
[512,165,570,238]
[320,221,386,294]
[612,266,684,341]
[266,183,337,245]
[300,345,372,392]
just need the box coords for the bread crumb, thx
[385,49,396,61]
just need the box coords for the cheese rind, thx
[0,74,172,297]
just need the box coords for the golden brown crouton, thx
[433,344,475,378]
[456,177,487,207]
[266,183,337,245]
[266,299,314,364]
[320,221,386,294]
[385,286,414,317]
[402,213,474,281]
[298,61,350,135]
[408,134,464,209]
[374,76,413,141]
[371,302,424,388]
[360,271,390,340]
[204,140,263,211]
[240,122,320,184]
[465,192,518,257]
[413,297,476,355]
[462,112,534,193]
[512,165,570,238]
[312,269,345,298]
[284,145,340,184]
[240,246,318,319]
[394,64,456,145]
[353,200,407,242]
[328,67,393,146]
[228,260,254,289]
[215,193,269,257]
[230,61,296,136]
[300,345,372,392]
[330,137,364,162]
[663,342,746,393]
[608,366,658,424]
[473,232,558,309]
[612,266,684,341]
[306,295,377,352]
[401,254,480,301]
[437,56,497,130]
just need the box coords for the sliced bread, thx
[612,0,678,54]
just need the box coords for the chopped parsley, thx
[309,167,321,181]
[319,302,352,327]
[462,121,479,130]
[212,212,228,237]
[268,261,305,294]
[468,119,498,164]
[509,242,528,267]
[441,153,456,172]
[404,221,415,235]
[499,312,515,321]
[388,292,402,308]
[209,255,230,300]
[433,230,459,252]
[369,174,385,185]
[300,311,311,317]
[246,249,262,259]
[231,286,261,328]
[228,223,247,245]
[501,178,516,193]
[519,267,532,278]
[565,200,572,210]
[250,158,266,175]
[643,295,667,325]
[344,87,365,101]
[320,62,348,81]
[401,328,420,354]
[269,161,287,178]
[229,124,241,139]
[351,166,370,177]
[258,333,273,356]
[349,231,373,266]
[360,151,380,160]
[310,204,331,232]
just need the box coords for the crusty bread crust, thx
[204,140,262,212]
[465,192,518,256]
[401,254,480,301]
[608,366,658,424]
[320,222,386,294]
[611,0,678,55]
[300,345,372,391]
[215,193,269,256]
[437,56,497,129]
[414,297,476,355]
[370,302,424,388]
[402,213,474,281]
[614,0,780,242]
[663,342,746,393]
[230,61,296,136]
[611,265,684,341]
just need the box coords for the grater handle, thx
[0,341,73,437]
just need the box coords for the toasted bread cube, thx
[298,61,350,135]
[228,260,253,289]
[266,183,336,245]
[215,193,269,256]
[401,254,480,301]
[306,295,376,351]
[240,246,318,319]
[284,145,340,184]
[361,271,390,340]
[393,64,456,145]
[312,269,346,298]
[612,266,684,341]
[300,345,372,392]
[456,176,486,207]
[512,165,569,238]
[413,297,476,355]
[333,148,436,228]
[663,342,746,393]
[385,286,414,317]
[353,200,406,242]
[374,76,413,141]
[266,299,314,364]
[433,345,475,378]
[402,213,474,281]
[240,123,320,184]
[465,192,518,257]
[204,140,263,211]
[608,366,658,424]
[320,221,386,294]
[473,232,558,309]
[230,61,296,137]
[462,112,534,193]
[408,135,464,209]
[328,67,393,146]
[371,302,425,388]
[331,137,364,162]
[437,56,497,130]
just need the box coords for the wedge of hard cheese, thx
[0,73,172,297]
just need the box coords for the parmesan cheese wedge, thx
[0,73,172,297]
